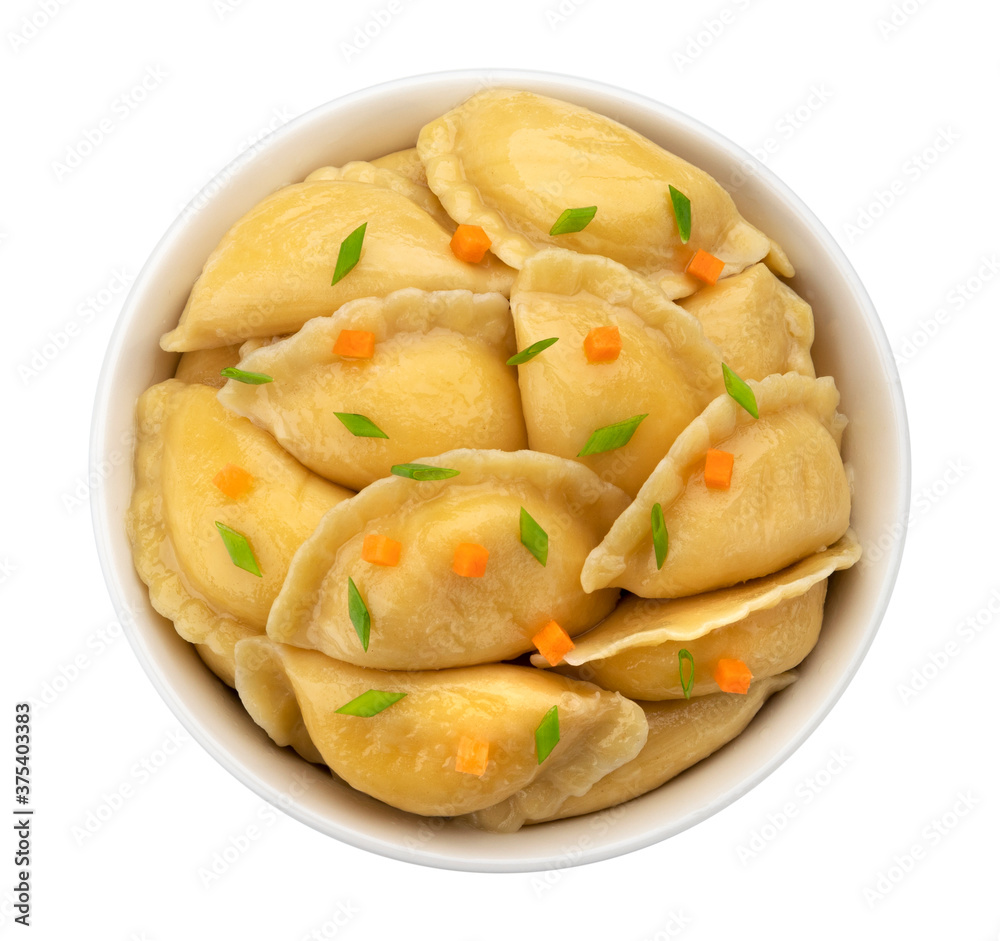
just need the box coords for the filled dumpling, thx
[472,673,795,830]
[174,344,242,388]
[369,147,428,187]
[217,289,527,491]
[235,637,648,819]
[160,177,514,351]
[582,373,851,597]
[126,380,352,685]
[538,534,860,699]
[510,250,723,496]
[267,449,629,670]
[679,263,815,380]
[418,88,785,298]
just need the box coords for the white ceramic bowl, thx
[91,69,910,872]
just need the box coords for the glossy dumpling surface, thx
[174,344,242,389]
[217,289,527,491]
[582,373,851,597]
[235,638,648,819]
[160,179,514,351]
[267,449,629,669]
[511,250,723,496]
[126,380,353,656]
[369,147,428,186]
[418,88,783,298]
[679,263,815,380]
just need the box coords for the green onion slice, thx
[335,690,406,717]
[507,337,559,366]
[535,705,560,764]
[722,363,759,419]
[334,412,388,439]
[214,521,262,577]
[549,206,597,236]
[331,222,367,286]
[668,185,692,244]
[651,503,668,570]
[578,414,648,457]
[347,577,371,651]
[390,463,461,481]
[519,507,548,566]
[678,649,695,700]
[220,367,273,385]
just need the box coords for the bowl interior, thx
[91,69,909,872]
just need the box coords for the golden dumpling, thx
[478,673,796,830]
[679,263,815,381]
[160,178,513,351]
[217,289,527,491]
[173,344,242,389]
[510,250,723,496]
[126,380,353,685]
[418,88,785,298]
[369,147,428,187]
[235,637,648,819]
[582,373,851,597]
[541,534,860,699]
[267,449,629,670]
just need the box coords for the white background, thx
[3,0,999,937]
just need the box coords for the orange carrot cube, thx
[686,249,725,285]
[714,658,753,694]
[452,542,489,577]
[455,736,490,776]
[532,620,576,667]
[333,329,376,359]
[361,534,401,567]
[450,224,492,263]
[583,325,622,363]
[212,463,254,499]
[704,449,734,490]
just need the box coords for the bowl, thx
[90,68,910,872]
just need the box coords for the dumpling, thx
[418,88,785,298]
[510,250,723,496]
[234,637,648,819]
[479,673,795,829]
[304,160,452,229]
[582,373,851,597]
[267,449,630,670]
[217,289,527,490]
[194,619,259,688]
[537,534,860,699]
[679,263,815,380]
[160,178,514,351]
[174,344,242,388]
[126,380,353,685]
[369,147,428,187]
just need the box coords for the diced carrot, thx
[714,658,753,694]
[450,224,492,263]
[452,542,489,577]
[213,463,254,499]
[333,329,376,359]
[704,449,734,490]
[686,249,725,285]
[532,620,576,667]
[361,534,401,567]
[455,736,489,776]
[583,325,622,363]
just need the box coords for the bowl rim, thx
[90,66,911,872]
